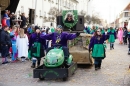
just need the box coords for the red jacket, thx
[1,18,7,27]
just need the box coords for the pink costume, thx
[117,28,123,43]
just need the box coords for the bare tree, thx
[91,15,101,24]
[79,10,86,16]
[48,7,62,22]
[85,15,91,24]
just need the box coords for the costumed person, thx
[90,26,96,35]
[10,26,18,62]
[101,27,105,35]
[89,29,107,70]
[16,29,29,62]
[104,28,108,43]
[117,27,123,44]
[40,25,80,62]
[107,27,116,50]
[0,26,11,64]
[127,19,130,55]
[28,26,46,68]
[27,24,35,39]
[123,27,128,45]
[127,20,130,69]
[41,28,46,35]
[65,14,74,23]
[84,26,90,34]
[50,27,55,33]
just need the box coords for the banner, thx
[62,10,78,28]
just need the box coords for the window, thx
[50,22,53,26]
[124,12,128,17]
[65,0,67,7]
[79,18,82,24]
[56,0,58,4]
[44,12,46,16]
[64,0,65,6]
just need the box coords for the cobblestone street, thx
[0,40,130,86]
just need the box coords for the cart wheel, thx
[63,77,67,81]
[39,74,44,80]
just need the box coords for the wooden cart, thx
[68,33,94,65]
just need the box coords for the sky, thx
[88,0,130,23]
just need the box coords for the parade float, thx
[33,10,93,81]
[61,10,93,65]
[33,44,77,81]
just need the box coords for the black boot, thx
[37,58,41,67]
[95,64,98,71]
[110,46,112,50]
[98,64,101,69]
[112,45,114,49]
[128,51,130,55]
[31,63,36,68]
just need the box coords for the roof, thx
[123,3,130,11]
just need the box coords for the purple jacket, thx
[29,33,46,49]
[89,35,106,50]
[40,32,77,47]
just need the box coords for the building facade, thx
[16,0,78,27]
[119,3,130,27]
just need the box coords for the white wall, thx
[16,0,78,27]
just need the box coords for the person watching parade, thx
[29,26,46,68]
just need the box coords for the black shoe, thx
[31,63,36,68]
[2,62,6,64]
[31,65,35,68]
[98,64,101,69]
[95,68,98,71]
[95,64,99,71]
[2,61,9,64]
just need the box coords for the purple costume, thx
[40,32,77,47]
[89,35,106,50]
[29,33,46,49]
[89,35,107,70]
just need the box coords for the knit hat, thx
[35,26,40,31]
[57,25,63,29]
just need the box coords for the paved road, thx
[0,40,130,86]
